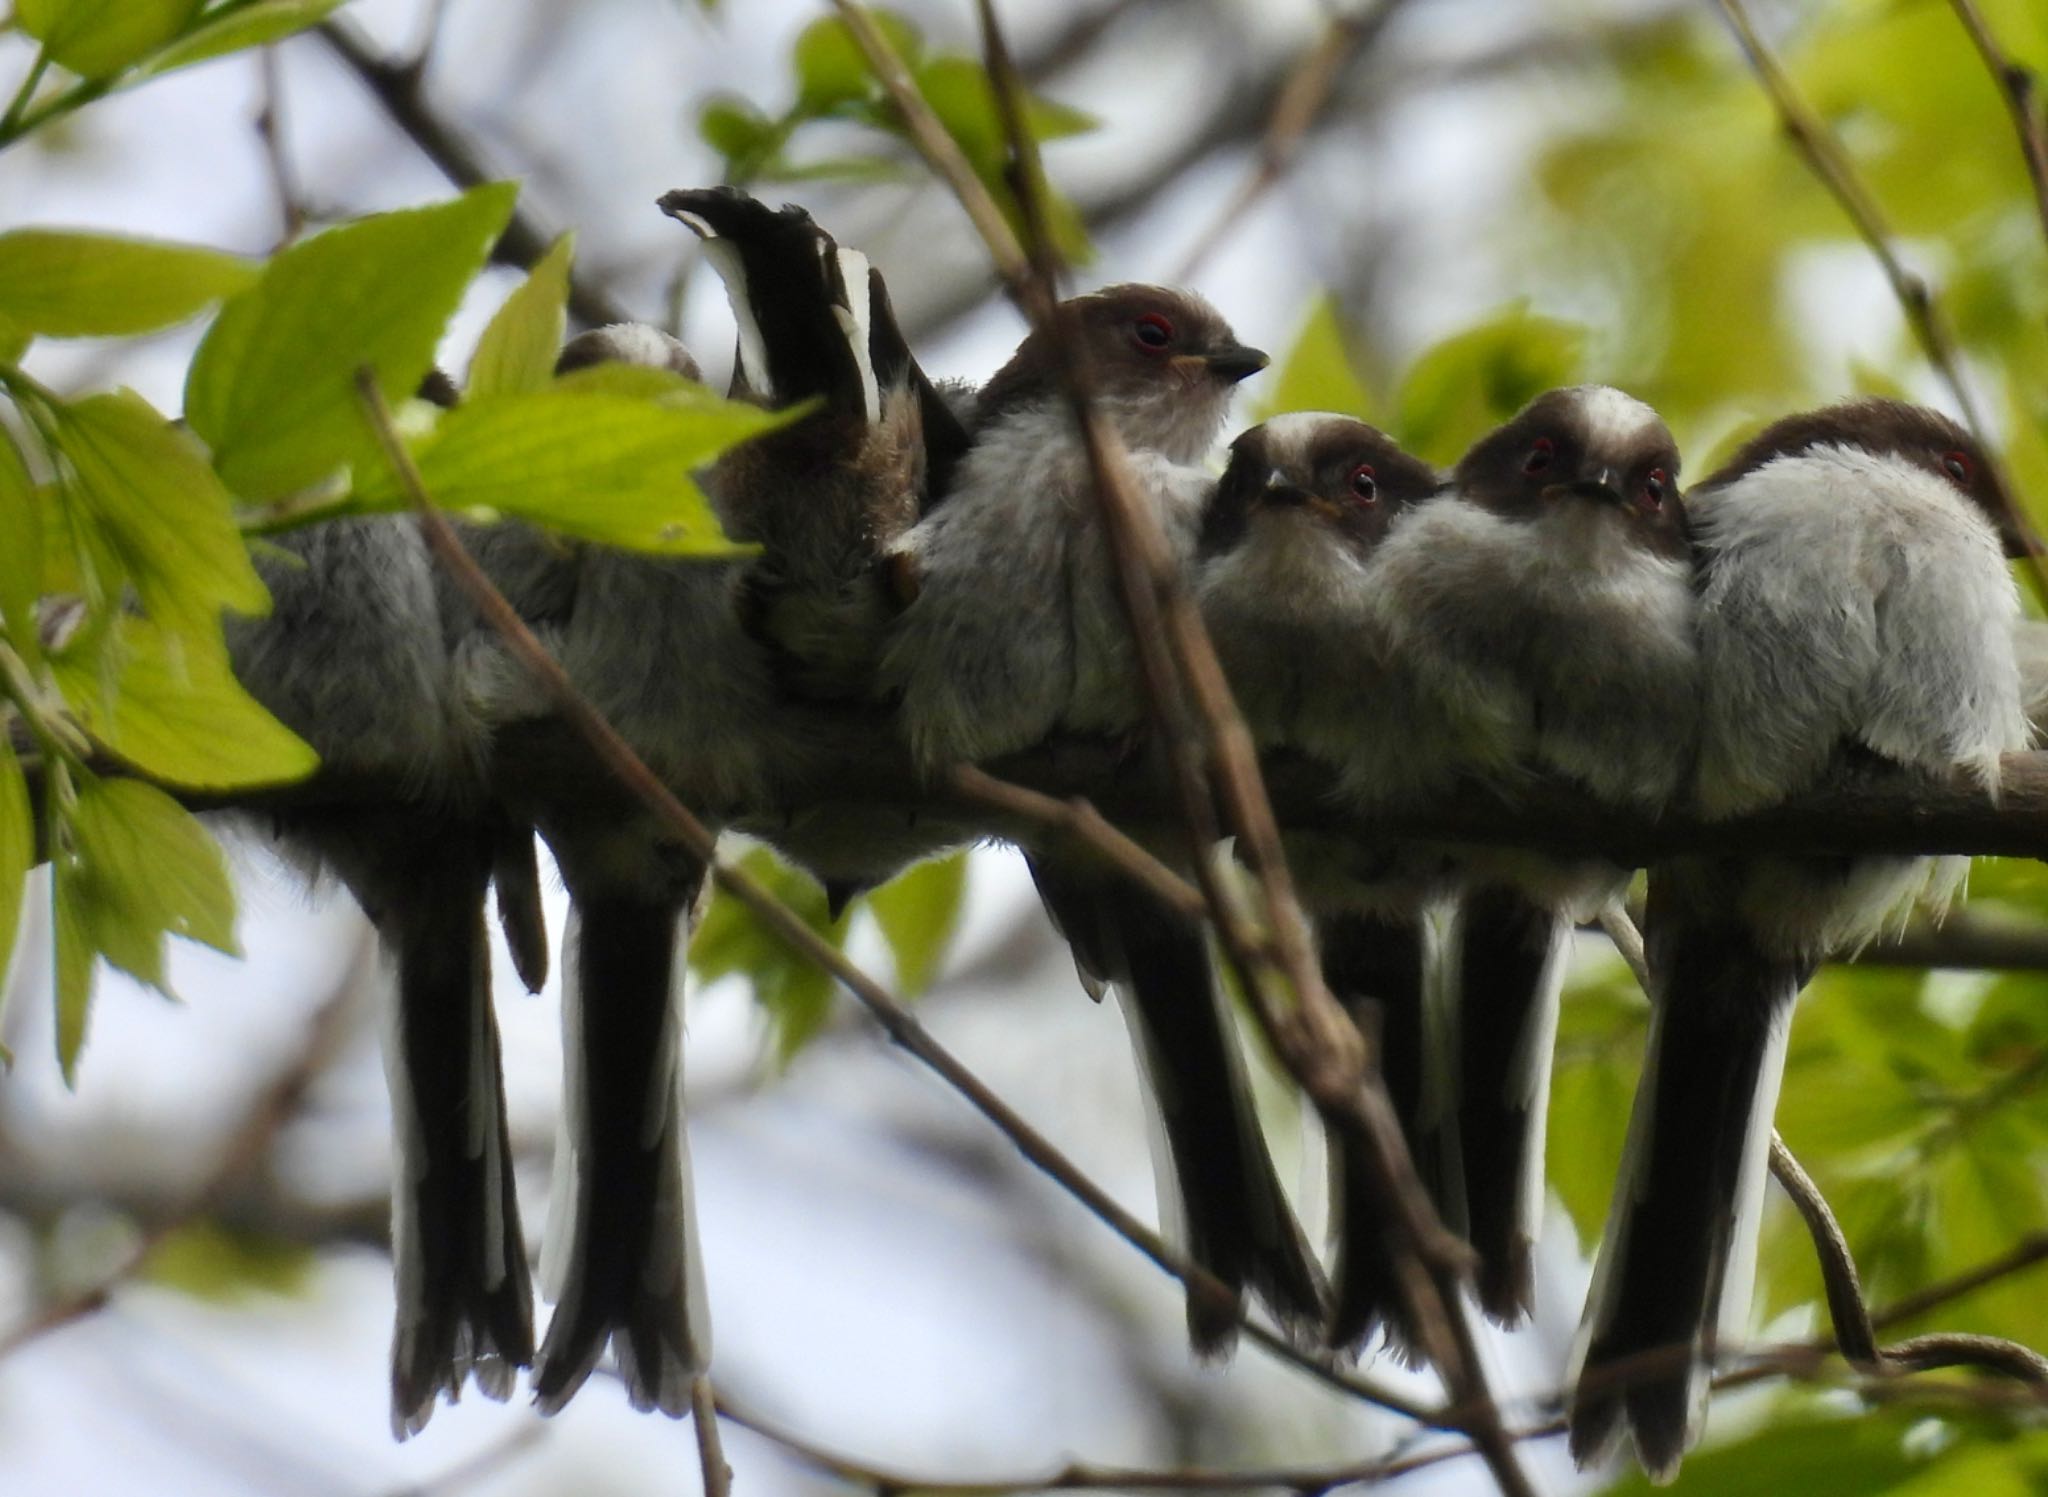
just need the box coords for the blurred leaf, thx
[698,95,785,181]
[352,382,784,554]
[185,184,518,499]
[867,852,966,996]
[689,847,848,1065]
[51,617,318,791]
[0,740,29,1011]
[137,0,349,77]
[0,424,41,658]
[1547,967,1645,1246]
[1393,304,1585,466]
[0,230,255,338]
[1594,1402,1998,1497]
[145,1219,314,1300]
[467,234,573,399]
[0,314,28,364]
[51,776,238,1080]
[791,11,922,113]
[17,0,201,79]
[1255,294,1378,424]
[55,388,270,640]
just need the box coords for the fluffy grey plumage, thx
[227,517,533,1438]
[1569,399,2029,1483]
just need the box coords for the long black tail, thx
[1446,885,1570,1326]
[532,884,708,1416]
[1318,910,1432,1355]
[1029,854,1326,1351]
[375,833,534,1438]
[1568,868,1806,1482]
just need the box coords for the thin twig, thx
[1947,0,2048,254]
[314,18,631,329]
[1173,4,1404,281]
[947,763,1207,921]
[692,1376,734,1497]
[1713,0,2048,605]
[253,46,305,244]
[0,930,368,1356]
[351,370,1436,1430]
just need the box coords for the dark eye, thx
[1348,462,1377,502]
[1641,468,1669,508]
[1523,437,1555,476]
[1941,449,1973,485]
[1132,313,1174,352]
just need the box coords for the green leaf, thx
[1393,304,1587,467]
[792,11,922,113]
[137,0,349,77]
[1254,294,1378,424]
[51,617,318,791]
[354,380,785,554]
[0,230,256,339]
[0,313,31,365]
[698,96,783,180]
[866,852,966,996]
[467,234,573,399]
[18,0,202,79]
[0,424,42,659]
[689,847,847,1065]
[185,184,519,499]
[145,1220,314,1300]
[1595,1404,1942,1497]
[0,740,30,1015]
[55,388,270,636]
[51,776,238,1080]
[1546,968,1646,1246]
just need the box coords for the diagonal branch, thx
[1713,0,2048,604]
[1947,0,2048,255]
[314,17,632,330]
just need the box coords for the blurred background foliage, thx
[1,0,2047,1494]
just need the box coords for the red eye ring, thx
[1941,449,1974,485]
[1641,468,1669,508]
[1523,437,1555,476]
[1349,462,1378,502]
[1132,313,1174,352]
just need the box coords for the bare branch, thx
[1948,0,2048,256]
[1172,2,1407,282]
[314,17,632,330]
[692,1376,734,1497]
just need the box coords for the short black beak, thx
[1257,481,1315,509]
[1558,471,1625,508]
[1203,344,1270,384]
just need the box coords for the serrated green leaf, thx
[1394,305,1587,467]
[145,1219,315,1300]
[689,847,848,1064]
[137,0,349,77]
[18,0,201,79]
[0,424,41,659]
[792,11,922,113]
[185,184,519,499]
[0,230,256,339]
[51,775,238,1079]
[1254,294,1378,424]
[355,383,783,554]
[55,388,269,637]
[867,852,966,996]
[467,235,573,399]
[52,617,317,791]
[0,741,30,1012]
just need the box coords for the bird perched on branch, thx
[1568,399,2029,1482]
[226,513,533,1438]
[468,190,965,1417]
[1194,411,1452,1355]
[880,286,1328,1350]
[1362,387,1699,1334]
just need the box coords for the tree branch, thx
[314,17,632,330]
[1947,0,2048,257]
